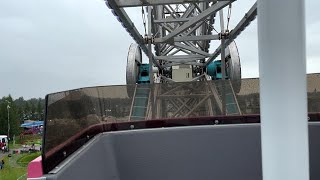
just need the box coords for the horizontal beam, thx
[191,74,206,81]
[155,54,206,61]
[162,62,205,67]
[114,0,231,7]
[160,75,175,83]
[154,34,220,43]
[154,17,189,24]
[174,42,212,57]
[157,94,208,98]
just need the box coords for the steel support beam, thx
[219,10,226,80]
[204,2,257,66]
[184,21,206,36]
[154,17,189,24]
[191,74,206,81]
[168,48,182,56]
[160,1,232,43]
[173,42,212,57]
[172,99,194,117]
[158,94,207,98]
[184,94,210,117]
[161,46,175,56]
[162,62,204,67]
[160,75,175,83]
[106,0,163,69]
[114,0,229,7]
[155,54,206,61]
[154,34,219,43]
[148,6,154,84]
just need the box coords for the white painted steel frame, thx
[106,0,252,74]
[115,0,231,7]
[258,0,309,180]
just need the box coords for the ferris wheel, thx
[106,0,256,88]
[105,0,257,119]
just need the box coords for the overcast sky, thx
[0,0,319,99]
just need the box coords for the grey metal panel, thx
[111,124,262,180]
[44,135,119,180]
[43,123,320,180]
[309,123,320,180]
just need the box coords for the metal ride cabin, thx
[106,0,256,120]
[27,1,319,180]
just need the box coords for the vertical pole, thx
[147,6,155,119]
[7,103,10,151]
[219,10,226,115]
[147,6,153,84]
[7,105,10,138]
[7,106,10,138]
[258,0,309,180]
[219,10,226,80]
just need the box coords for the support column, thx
[147,6,153,84]
[219,10,226,81]
[258,0,309,180]
[147,6,155,119]
[219,10,226,115]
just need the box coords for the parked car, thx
[0,135,9,152]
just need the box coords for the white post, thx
[6,103,10,139]
[258,0,309,180]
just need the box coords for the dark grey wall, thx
[111,125,262,180]
[45,135,119,180]
[309,123,320,180]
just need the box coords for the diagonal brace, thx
[160,1,233,43]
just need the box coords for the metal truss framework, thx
[105,0,257,82]
[154,81,219,118]
[132,78,242,119]
[105,0,255,118]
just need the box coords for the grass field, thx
[0,152,41,180]
[0,135,42,180]
[16,134,42,145]
[17,153,41,167]
[9,134,42,151]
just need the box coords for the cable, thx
[205,19,219,34]
[142,6,147,36]
[226,4,232,32]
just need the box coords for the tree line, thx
[0,95,45,138]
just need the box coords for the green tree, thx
[14,97,25,107]
[0,99,7,135]
[0,95,21,138]
[24,101,30,117]
[0,96,46,138]
[31,102,36,119]
[36,98,44,120]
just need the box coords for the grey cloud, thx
[0,0,319,99]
